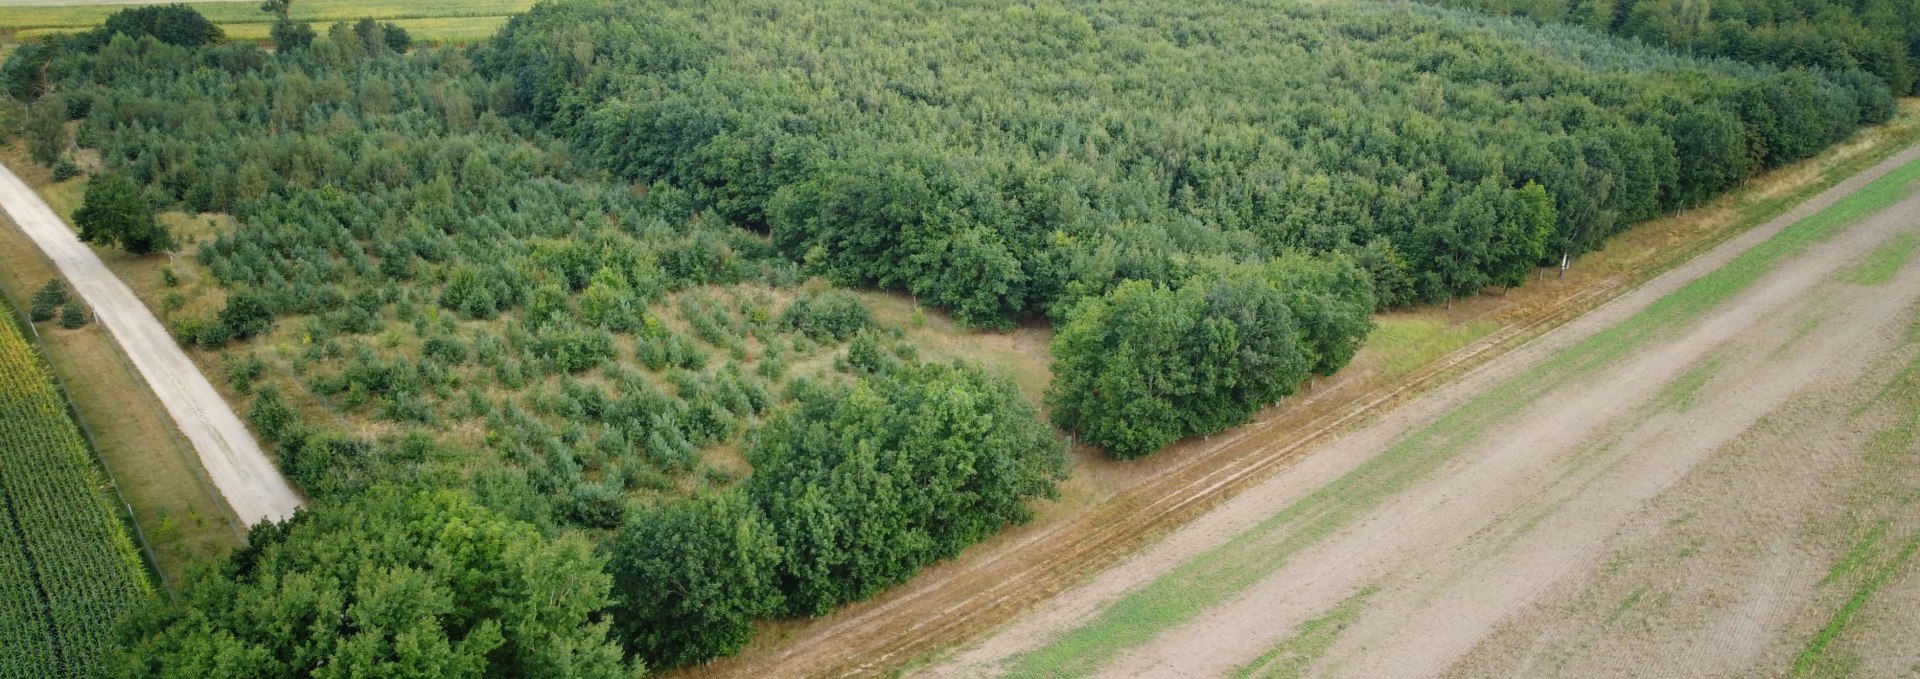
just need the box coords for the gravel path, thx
[0,162,302,527]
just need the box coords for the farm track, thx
[680,141,1920,679]
[928,144,1920,676]
[0,161,302,527]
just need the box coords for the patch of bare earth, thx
[922,142,1920,677]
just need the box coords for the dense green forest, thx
[4,4,1065,672]
[0,0,1905,672]
[1427,0,1920,96]
[482,0,1888,453]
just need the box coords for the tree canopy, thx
[483,0,1878,321]
[100,4,224,48]
[74,173,171,255]
[1048,255,1374,458]
[1429,0,1920,97]
[104,488,639,679]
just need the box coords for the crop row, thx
[0,318,150,679]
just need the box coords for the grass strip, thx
[1007,153,1920,679]
[1233,586,1377,679]
[1840,233,1918,285]
[1821,522,1889,587]
[1654,354,1726,414]
[1794,537,1920,675]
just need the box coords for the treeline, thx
[480,0,1887,453]
[1051,255,1377,458]
[609,360,1065,665]
[5,3,1070,674]
[1428,0,1920,96]
[105,488,638,678]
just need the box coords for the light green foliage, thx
[104,488,638,678]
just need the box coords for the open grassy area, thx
[0,0,533,45]
[1356,317,1502,382]
[0,142,241,587]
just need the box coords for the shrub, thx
[58,303,87,329]
[51,157,81,181]
[780,290,873,342]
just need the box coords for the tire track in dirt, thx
[920,143,1920,678]
[683,141,1920,679]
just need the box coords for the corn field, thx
[0,316,150,679]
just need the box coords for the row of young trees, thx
[480,0,1886,455]
[1427,0,1920,96]
[607,360,1067,666]
[6,4,1076,674]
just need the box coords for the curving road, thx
[0,161,302,527]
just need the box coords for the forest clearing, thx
[2,0,1919,675]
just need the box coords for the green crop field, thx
[0,312,151,679]
[0,0,534,44]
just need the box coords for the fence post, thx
[0,283,166,590]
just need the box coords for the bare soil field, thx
[922,144,1920,677]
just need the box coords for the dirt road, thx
[923,145,1920,677]
[0,162,302,527]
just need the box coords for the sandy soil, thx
[0,161,302,526]
[921,143,1920,678]
[1435,330,1919,678]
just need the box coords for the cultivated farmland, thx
[0,0,535,45]
[0,309,151,678]
[925,139,1920,678]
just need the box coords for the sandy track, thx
[923,143,1920,678]
[0,162,302,526]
